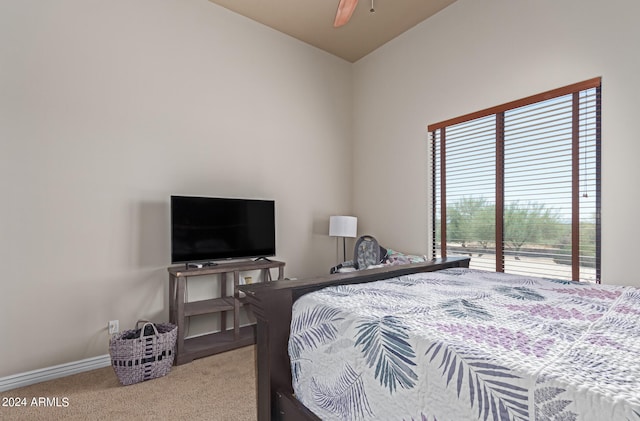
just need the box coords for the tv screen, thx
[171,196,276,263]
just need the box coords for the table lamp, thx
[329,215,358,262]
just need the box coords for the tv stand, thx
[254,256,272,262]
[168,259,285,365]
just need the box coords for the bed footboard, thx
[239,257,470,421]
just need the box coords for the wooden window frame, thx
[429,78,601,283]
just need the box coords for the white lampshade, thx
[329,216,358,238]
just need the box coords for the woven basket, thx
[109,320,177,386]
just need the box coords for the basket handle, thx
[135,320,159,338]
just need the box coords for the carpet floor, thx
[0,345,257,421]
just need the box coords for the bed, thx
[239,257,640,420]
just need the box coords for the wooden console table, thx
[168,259,285,365]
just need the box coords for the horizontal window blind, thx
[430,78,601,282]
[433,116,497,272]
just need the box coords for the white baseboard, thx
[0,354,111,392]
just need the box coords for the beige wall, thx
[0,0,352,377]
[352,0,640,287]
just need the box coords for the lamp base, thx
[342,237,347,262]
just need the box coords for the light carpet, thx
[0,345,257,421]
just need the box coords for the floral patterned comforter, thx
[289,268,640,420]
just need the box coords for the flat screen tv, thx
[171,196,276,264]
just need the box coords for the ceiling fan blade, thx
[334,0,359,27]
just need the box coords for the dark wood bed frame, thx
[238,256,471,421]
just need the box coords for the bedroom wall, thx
[351,0,640,287]
[0,0,352,377]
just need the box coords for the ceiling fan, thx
[334,0,374,28]
[333,0,358,27]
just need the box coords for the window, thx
[429,78,601,283]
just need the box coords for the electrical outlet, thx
[108,320,119,334]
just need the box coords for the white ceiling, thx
[207,0,458,63]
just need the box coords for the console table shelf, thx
[184,298,235,317]
[168,259,285,365]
